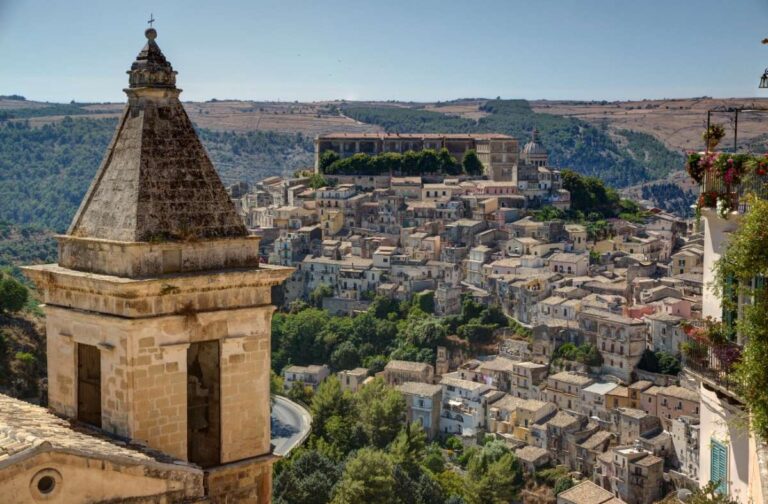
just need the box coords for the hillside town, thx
[4,7,768,504]
[233,131,755,504]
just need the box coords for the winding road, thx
[270,395,312,457]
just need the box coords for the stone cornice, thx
[23,263,294,319]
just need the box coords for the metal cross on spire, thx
[148,13,155,28]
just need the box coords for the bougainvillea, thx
[687,152,768,215]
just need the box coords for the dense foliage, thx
[0,270,28,313]
[636,349,681,376]
[714,196,768,439]
[0,118,312,233]
[0,102,116,120]
[561,169,621,217]
[342,99,682,187]
[320,148,464,176]
[0,222,57,275]
[272,294,513,374]
[275,376,525,504]
[0,276,45,399]
[552,343,603,367]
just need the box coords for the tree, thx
[418,149,440,173]
[390,422,427,474]
[687,481,739,504]
[637,349,680,375]
[331,448,398,504]
[435,470,470,503]
[457,322,495,345]
[310,376,355,439]
[472,452,524,504]
[270,370,284,396]
[393,464,444,504]
[356,378,406,448]
[413,291,435,314]
[462,149,483,176]
[553,476,575,495]
[438,148,460,175]
[319,150,340,173]
[309,284,333,308]
[403,315,447,348]
[422,444,445,474]
[403,150,420,175]
[330,341,361,371]
[287,381,313,405]
[370,295,401,319]
[307,172,330,189]
[0,272,28,313]
[273,449,343,504]
[467,440,510,480]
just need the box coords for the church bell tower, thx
[24,27,292,502]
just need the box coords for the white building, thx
[439,373,498,437]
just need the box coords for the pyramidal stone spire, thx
[68,27,246,242]
[128,27,177,89]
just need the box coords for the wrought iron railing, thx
[700,165,768,214]
[681,330,742,394]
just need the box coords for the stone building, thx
[383,360,435,386]
[283,365,331,392]
[397,381,443,440]
[0,394,204,503]
[543,371,594,413]
[607,445,664,504]
[21,27,291,503]
[337,367,369,393]
[314,133,519,181]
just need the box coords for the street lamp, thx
[762,39,768,88]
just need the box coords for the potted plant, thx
[703,123,726,152]
[686,152,704,183]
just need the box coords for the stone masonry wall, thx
[45,304,277,464]
[0,451,203,503]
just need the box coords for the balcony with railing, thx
[688,152,768,216]
[680,320,742,396]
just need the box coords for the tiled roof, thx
[515,445,550,463]
[658,385,699,403]
[579,430,613,450]
[440,375,489,392]
[557,480,615,504]
[0,394,192,467]
[549,371,593,386]
[617,407,648,419]
[583,382,619,396]
[545,411,579,429]
[478,357,516,373]
[635,453,663,467]
[386,360,432,373]
[397,382,442,397]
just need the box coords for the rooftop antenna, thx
[148,13,155,28]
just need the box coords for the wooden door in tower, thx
[77,343,102,427]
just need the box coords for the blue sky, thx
[2,0,768,103]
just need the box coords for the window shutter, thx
[710,439,728,495]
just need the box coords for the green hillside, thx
[342,99,683,187]
[0,117,313,234]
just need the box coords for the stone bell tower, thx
[24,27,292,502]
